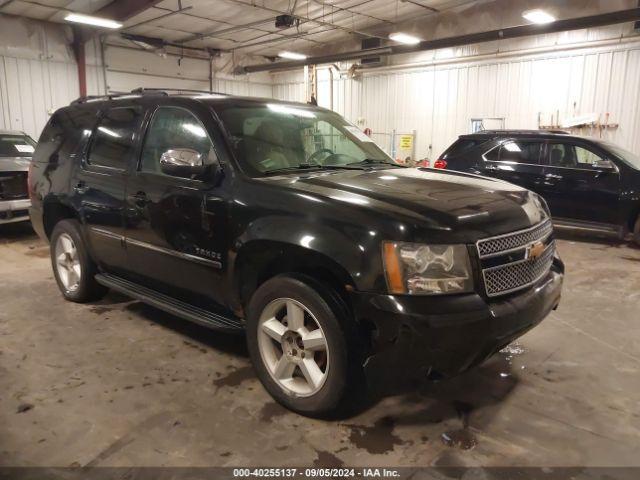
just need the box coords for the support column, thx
[72,27,87,98]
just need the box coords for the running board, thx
[95,273,244,333]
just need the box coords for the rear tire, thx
[50,219,108,303]
[246,274,362,417]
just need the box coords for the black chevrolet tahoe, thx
[29,90,564,416]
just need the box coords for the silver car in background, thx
[0,130,36,225]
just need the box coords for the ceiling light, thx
[522,9,556,24]
[389,32,421,45]
[278,51,307,60]
[65,13,123,29]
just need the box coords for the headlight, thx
[382,242,473,295]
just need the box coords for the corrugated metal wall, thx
[0,15,79,139]
[99,44,273,99]
[272,39,640,159]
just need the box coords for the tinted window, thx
[140,107,217,177]
[87,107,142,169]
[498,141,543,164]
[0,134,36,157]
[548,143,604,169]
[443,138,480,158]
[215,104,393,177]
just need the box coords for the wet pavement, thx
[1,222,639,467]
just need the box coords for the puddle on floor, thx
[498,341,527,378]
[440,401,478,450]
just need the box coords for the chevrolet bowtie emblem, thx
[526,241,545,260]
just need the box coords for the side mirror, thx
[160,148,206,178]
[593,159,616,171]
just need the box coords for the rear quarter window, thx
[442,138,481,159]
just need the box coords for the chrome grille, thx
[477,219,555,297]
[477,219,553,258]
[483,243,555,297]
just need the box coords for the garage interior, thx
[1,0,640,471]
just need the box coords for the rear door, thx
[479,138,546,194]
[541,140,621,223]
[124,104,227,306]
[73,105,144,274]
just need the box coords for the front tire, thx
[246,274,358,417]
[50,219,108,303]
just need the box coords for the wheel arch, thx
[231,239,357,315]
[43,198,79,239]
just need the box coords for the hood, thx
[0,157,31,173]
[266,168,548,238]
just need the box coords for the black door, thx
[541,141,621,224]
[73,106,144,274]
[480,139,546,194]
[124,105,227,307]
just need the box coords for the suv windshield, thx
[0,134,36,158]
[215,103,395,176]
[597,140,640,170]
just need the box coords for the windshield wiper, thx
[346,158,403,168]
[264,163,366,175]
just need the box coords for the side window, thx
[499,141,543,164]
[140,107,217,176]
[444,139,480,159]
[548,143,604,169]
[88,107,142,169]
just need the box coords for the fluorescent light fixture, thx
[65,13,123,29]
[389,32,421,45]
[522,9,556,24]
[278,51,307,60]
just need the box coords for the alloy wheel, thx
[55,233,81,292]
[257,298,329,397]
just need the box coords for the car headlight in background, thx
[382,242,473,295]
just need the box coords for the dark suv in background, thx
[29,91,563,416]
[436,131,640,245]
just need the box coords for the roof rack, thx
[130,87,227,96]
[471,129,570,135]
[71,88,227,105]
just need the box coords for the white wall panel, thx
[273,38,640,159]
[0,55,78,139]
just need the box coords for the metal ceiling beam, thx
[95,0,165,23]
[218,0,385,39]
[240,7,640,73]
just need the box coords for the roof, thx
[69,88,326,111]
[464,129,571,137]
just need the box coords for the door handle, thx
[485,164,498,172]
[74,181,89,194]
[130,191,149,207]
[545,173,563,180]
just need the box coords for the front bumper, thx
[0,198,31,224]
[351,259,563,387]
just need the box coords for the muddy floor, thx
[1,222,639,467]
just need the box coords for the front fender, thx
[230,214,385,302]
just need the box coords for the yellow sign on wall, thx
[399,135,413,150]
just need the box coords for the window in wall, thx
[87,107,142,169]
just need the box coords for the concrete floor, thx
[1,222,639,468]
